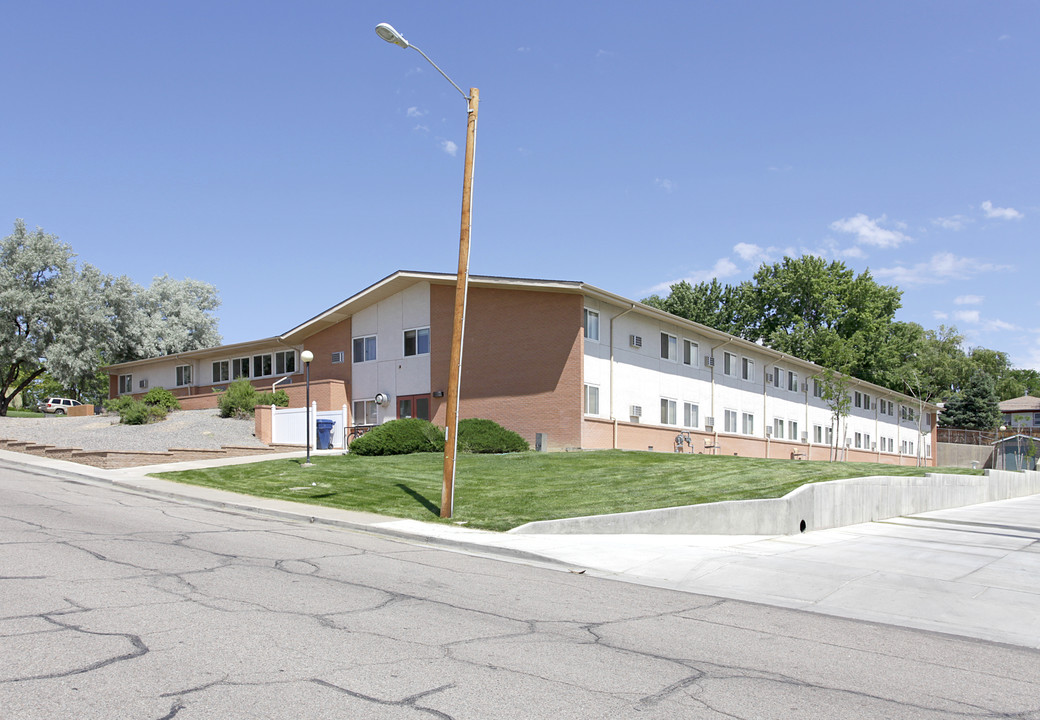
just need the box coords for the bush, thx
[218,379,259,418]
[256,389,289,407]
[117,400,168,425]
[143,386,180,411]
[458,418,529,454]
[104,396,136,415]
[349,419,445,456]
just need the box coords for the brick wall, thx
[430,284,584,451]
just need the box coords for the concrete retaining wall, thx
[509,469,1040,536]
[937,441,993,469]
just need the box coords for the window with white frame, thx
[404,328,430,357]
[788,370,798,392]
[814,425,824,443]
[583,309,600,342]
[584,384,600,415]
[683,402,699,428]
[353,335,377,363]
[212,360,229,383]
[742,412,754,435]
[864,433,872,450]
[275,350,296,375]
[660,398,677,425]
[175,365,192,387]
[773,418,784,439]
[353,400,377,426]
[854,391,862,409]
[741,357,754,382]
[908,440,914,455]
[826,426,834,444]
[661,333,677,362]
[232,358,250,379]
[683,339,698,367]
[789,420,798,441]
[774,366,783,388]
[813,378,823,398]
[724,352,736,376]
[855,432,862,449]
[252,354,273,378]
[118,374,133,395]
[864,393,871,411]
[724,409,738,433]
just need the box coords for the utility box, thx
[534,433,547,452]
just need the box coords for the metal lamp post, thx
[376,22,477,519]
[301,350,314,466]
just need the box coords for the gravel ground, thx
[0,409,267,452]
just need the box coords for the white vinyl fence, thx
[271,404,349,449]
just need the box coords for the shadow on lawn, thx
[395,483,441,517]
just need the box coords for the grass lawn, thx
[5,410,45,418]
[154,450,983,532]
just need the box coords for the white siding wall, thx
[582,299,929,457]
[351,281,431,421]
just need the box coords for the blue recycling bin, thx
[316,419,336,450]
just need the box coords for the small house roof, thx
[999,395,1040,413]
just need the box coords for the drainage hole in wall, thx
[799,519,807,533]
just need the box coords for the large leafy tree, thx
[0,220,222,415]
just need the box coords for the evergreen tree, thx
[939,368,1001,430]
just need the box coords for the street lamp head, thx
[375,23,409,49]
[301,350,314,364]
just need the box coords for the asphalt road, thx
[3,462,1040,720]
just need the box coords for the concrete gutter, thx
[510,469,1040,535]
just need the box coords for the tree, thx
[0,220,222,415]
[643,279,756,337]
[816,370,852,461]
[940,368,1001,431]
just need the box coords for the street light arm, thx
[410,45,470,101]
[375,22,469,101]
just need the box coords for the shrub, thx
[256,389,289,407]
[118,400,168,425]
[218,379,259,418]
[457,418,529,454]
[143,386,180,411]
[349,419,445,456]
[104,396,136,415]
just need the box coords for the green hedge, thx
[217,380,289,418]
[349,417,529,456]
[457,418,529,453]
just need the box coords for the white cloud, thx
[875,251,1012,287]
[954,294,983,305]
[954,310,980,324]
[440,140,458,157]
[412,124,430,133]
[654,178,675,193]
[406,106,426,118]
[829,213,911,248]
[517,46,531,53]
[733,242,765,262]
[981,200,1023,220]
[932,215,971,231]
[647,258,739,294]
[933,311,949,320]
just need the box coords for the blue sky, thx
[3,2,1037,367]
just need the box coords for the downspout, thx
[709,339,733,455]
[609,305,636,449]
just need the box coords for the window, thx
[353,335,377,363]
[826,426,834,445]
[118,374,133,395]
[864,433,872,450]
[331,351,344,364]
[742,412,754,435]
[741,357,754,382]
[232,358,250,379]
[855,432,862,449]
[660,398,677,425]
[724,352,736,376]
[683,402,699,428]
[854,391,862,409]
[774,366,783,389]
[583,309,600,341]
[773,418,784,439]
[813,378,823,398]
[275,350,296,375]
[789,420,798,442]
[584,384,600,415]
[398,395,431,421]
[212,361,229,383]
[788,371,798,392]
[175,365,192,387]
[908,441,914,455]
[353,400,377,426]
[864,393,871,411]
[683,339,698,367]
[661,332,677,361]
[814,425,824,443]
[724,409,738,433]
[404,328,430,357]
[253,354,273,378]
[1034,413,1040,426]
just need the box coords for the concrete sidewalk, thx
[3,448,1039,650]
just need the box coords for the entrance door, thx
[397,394,431,421]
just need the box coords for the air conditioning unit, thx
[705,356,715,367]
[766,373,774,383]
[629,335,642,348]
[801,382,808,392]
[765,426,772,437]
[331,351,344,364]
[705,416,715,428]
[139,379,148,389]
[630,405,642,417]
[801,432,808,442]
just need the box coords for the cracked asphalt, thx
[4,463,1040,719]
